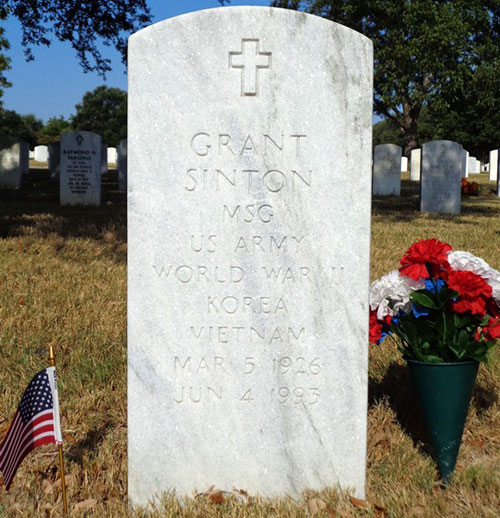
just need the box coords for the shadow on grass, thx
[369,362,497,462]
[372,179,500,223]
[65,421,114,466]
[0,170,126,246]
[371,180,421,220]
[369,363,433,457]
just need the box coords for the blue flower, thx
[425,278,445,294]
[411,302,429,318]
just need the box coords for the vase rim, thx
[404,358,480,367]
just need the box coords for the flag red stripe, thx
[3,434,55,491]
[1,415,54,483]
[2,419,54,481]
[3,428,55,489]
[0,409,53,464]
[0,412,22,461]
[1,409,53,462]
[0,412,53,475]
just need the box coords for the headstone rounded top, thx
[130,6,372,46]
[61,130,101,140]
[375,143,402,151]
[423,140,462,147]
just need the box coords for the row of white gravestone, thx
[374,141,500,214]
[0,134,128,202]
[34,143,119,167]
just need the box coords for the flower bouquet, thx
[461,178,480,196]
[369,238,500,483]
[369,239,500,361]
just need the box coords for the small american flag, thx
[0,367,62,490]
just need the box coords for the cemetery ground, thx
[0,172,499,518]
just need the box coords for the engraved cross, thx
[229,39,271,97]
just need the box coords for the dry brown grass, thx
[0,171,499,517]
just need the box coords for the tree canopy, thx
[0,10,11,102]
[0,108,42,145]
[39,116,72,145]
[271,1,500,155]
[0,0,152,76]
[71,86,127,146]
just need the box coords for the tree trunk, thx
[401,102,421,156]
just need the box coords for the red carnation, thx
[369,310,383,344]
[399,238,452,281]
[484,317,500,341]
[447,270,493,316]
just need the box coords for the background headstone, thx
[467,156,476,175]
[0,136,23,189]
[373,144,402,195]
[48,142,61,180]
[489,149,498,182]
[128,6,373,505]
[410,148,421,181]
[400,156,408,172]
[107,147,118,165]
[117,139,127,191]
[34,145,49,162]
[460,147,467,179]
[19,140,29,175]
[29,149,34,160]
[421,140,462,214]
[464,151,469,177]
[60,131,101,205]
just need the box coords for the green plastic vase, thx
[406,359,479,484]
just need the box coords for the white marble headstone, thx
[34,145,48,163]
[400,156,408,172]
[460,147,467,179]
[421,140,462,214]
[489,149,498,182]
[373,144,401,195]
[107,147,118,165]
[117,139,127,191]
[60,131,101,205]
[0,137,24,189]
[128,6,372,506]
[410,148,421,181]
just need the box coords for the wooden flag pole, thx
[49,345,69,517]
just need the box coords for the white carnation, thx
[448,251,500,301]
[370,270,425,320]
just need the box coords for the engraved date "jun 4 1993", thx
[172,385,320,406]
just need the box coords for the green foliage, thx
[0,108,42,146]
[373,119,403,148]
[39,115,72,144]
[373,107,441,149]
[272,1,500,155]
[392,286,496,364]
[0,12,11,102]
[71,86,127,146]
[426,62,500,160]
